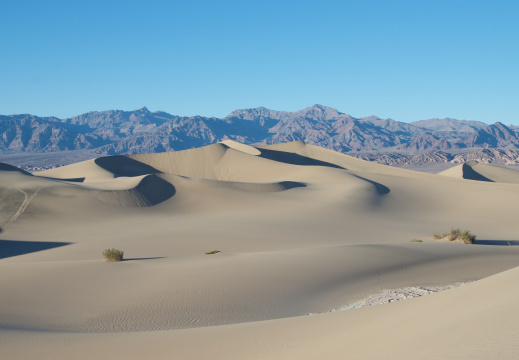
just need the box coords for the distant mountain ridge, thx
[1,105,518,162]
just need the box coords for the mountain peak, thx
[295,104,343,120]
[305,104,341,113]
[491,121,509,129]
[485,122,512,134]
[137,107,150,113]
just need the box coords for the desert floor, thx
[1,141,519,359]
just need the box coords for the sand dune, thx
[439,160,519,183]
[2,141,519,359]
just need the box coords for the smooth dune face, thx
[2,141,519,359]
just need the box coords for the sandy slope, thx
[1,141,519,359]
[439,160,519,183]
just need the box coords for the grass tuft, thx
[205,250,221,255]
[432,228,476,244]
[103,248,124,262]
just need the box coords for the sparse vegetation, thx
[205,250,221,255]
[410,239,423,242]
[432,228,476,244]
[432,233,442,240]
[103,248,124,262]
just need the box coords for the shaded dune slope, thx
[0,162,33,176]
[439,160,519,183]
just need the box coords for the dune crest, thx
[220,139,261,156]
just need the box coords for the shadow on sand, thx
[353,175,390,195]
[0,239,71,259]
[95,156,162,177]
[462,163,493,182]
[258,148,345,169]
[473,240,519,246]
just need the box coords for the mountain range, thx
[1,105,519,168]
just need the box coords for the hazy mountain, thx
[0,105,426,154]
[411,118,487,136]
[1,105,519,169]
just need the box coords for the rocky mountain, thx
[0,105,427,155]
[462,122,519,148]
[1,105,519,169]
[396,134,460,152]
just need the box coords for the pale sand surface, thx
[2,141,519,359]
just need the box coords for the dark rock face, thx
[2,105,519,168]
[462,122,519,149]
[397,134,460,152]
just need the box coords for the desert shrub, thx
[103,248,124,262]
[410,239,423,242]
[205,250,221,255]
[447,228,460,241]
[432,228,475,244]
[458,230,476,244]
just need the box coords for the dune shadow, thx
[88,174,176,207]
[473,240,519,246]
[0,239,71,259]
[278,181,307,190]
[95,156,162,177]
[37,176,86,183]
[353,175,390,195]
[123,257,166,261]
[0,163,33,175]
[137,175,176,205]
[462,163,493,182]
[258,148,345,169]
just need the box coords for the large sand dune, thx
[1,141,519,359]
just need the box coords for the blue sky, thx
[1,0,518,124]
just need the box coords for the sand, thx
[1,140,519,359]
[439,160,519,183]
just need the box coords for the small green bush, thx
[432,228,476,244]
[205,250,221,255]
[103,248,124,262]
[410,239,423,242]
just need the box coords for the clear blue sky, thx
[1,0,518,124]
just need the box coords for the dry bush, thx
[103,248,124,262]
[432,228,475,244]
